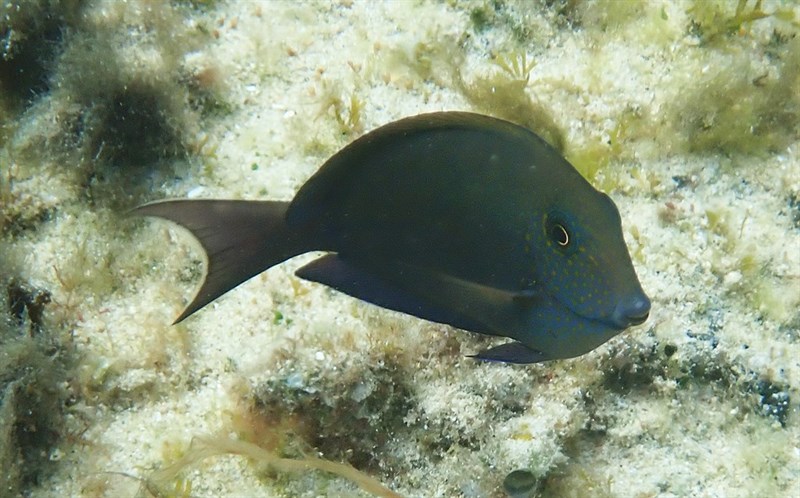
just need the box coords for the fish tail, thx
[133,199,306,323]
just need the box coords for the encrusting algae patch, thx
[0,0,798,497]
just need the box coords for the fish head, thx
[531,189,650,333]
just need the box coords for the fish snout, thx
[611,293,651,328]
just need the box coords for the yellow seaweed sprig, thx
[492,52,535,83]
[141,436,403,498]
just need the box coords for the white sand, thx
[2,0,798,496]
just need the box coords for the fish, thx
[134,111,650,364]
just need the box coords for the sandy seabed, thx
[1,1,798,497]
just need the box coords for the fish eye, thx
[551,223,569,247]
[543,212,572,250]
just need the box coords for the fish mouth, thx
[626,310,650,326]
[609,294,651,329]
[556,292,651,330]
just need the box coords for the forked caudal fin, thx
[133,199,304,323]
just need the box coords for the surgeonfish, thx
[135,112,650,363]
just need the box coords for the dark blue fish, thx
[135,112,650,363]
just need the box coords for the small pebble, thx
[503,469,537,498]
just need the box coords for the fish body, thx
[135,112,650,363]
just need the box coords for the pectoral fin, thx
[296,255,491,334]
[512,288,545,305]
